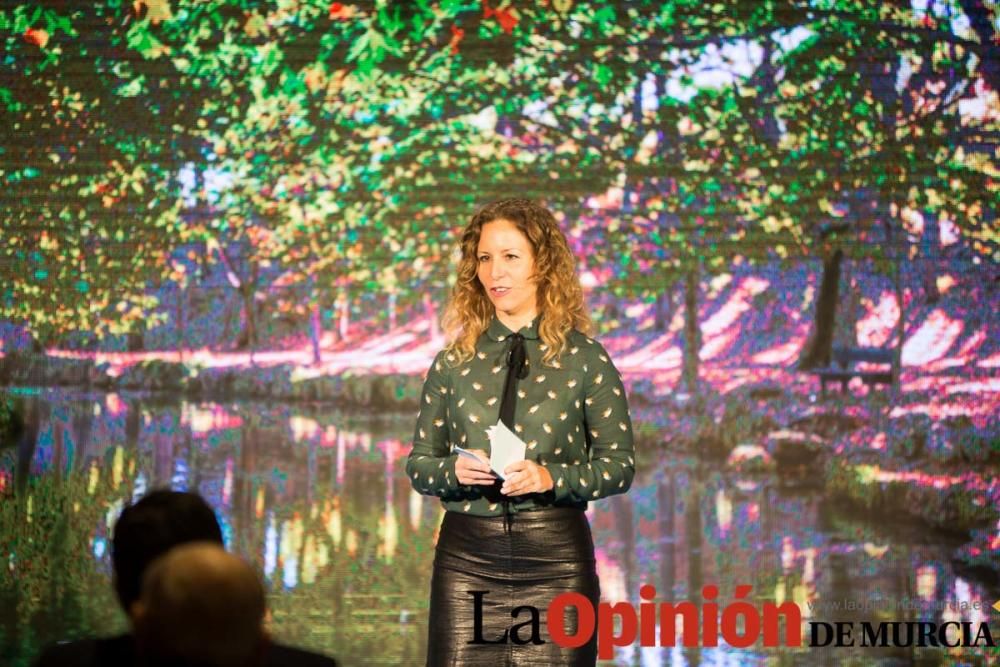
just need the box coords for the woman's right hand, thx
[454,450,497,485]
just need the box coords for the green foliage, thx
[0,395,24,448]
[0,474,129,665]
[1,0,995,341]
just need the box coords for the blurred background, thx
[1,0,998,664]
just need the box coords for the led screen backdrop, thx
[1,0,998,665]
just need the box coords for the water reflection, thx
[0,389,995,666]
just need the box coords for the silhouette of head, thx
[111,489,224,613]
[135,542,266,667]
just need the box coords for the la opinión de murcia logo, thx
[466,586,996,658]
[810,620,995,648]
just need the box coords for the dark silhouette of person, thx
[33,489,337,667]
[133,542,267,667]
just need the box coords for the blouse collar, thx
[486,314,541,341]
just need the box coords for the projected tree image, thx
[0,3,997,663]
[3,1,995,371]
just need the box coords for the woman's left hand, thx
[500,460,554,496]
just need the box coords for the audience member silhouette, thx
[133,542,267,667]
[33,489,337,667]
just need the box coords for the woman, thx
[406,198,635,666]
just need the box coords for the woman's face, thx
[477,219,539,324]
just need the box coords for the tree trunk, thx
[834,259,860,350]
[221,293,236,348]
[310,301,322,365]
[15,397,41,496]
[921,214,940,304]
[681,267,700,393]
[30,330,44,353]
[237,284,257,352]
[125,398,141,451]
[126,326,144,352]
[798,249,843,370]
[655,289,672,331]
[893,239,905,396]
[338,291,350,341]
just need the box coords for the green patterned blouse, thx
[406,315,635,517]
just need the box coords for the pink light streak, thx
[616,332,681,370]
[181,404,243,435]
[922,328,989,372]
[585,186,625,210]
[890,401,997,420]
[856,291,899,348]
[24,276,994,416]
[751,330,807,365]
[699,277,767,337]
[902,309,964,366]
[945,379,1000,395]
[976,352,1000,369]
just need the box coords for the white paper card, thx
[485,420,527,480]
[452,447,496,480]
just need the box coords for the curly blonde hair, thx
[442,198,592,366]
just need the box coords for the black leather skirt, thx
[426,507,600,667]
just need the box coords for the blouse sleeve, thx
[550,340,635,503]
[406,350,462,497]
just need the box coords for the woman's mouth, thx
[490,287,511,297]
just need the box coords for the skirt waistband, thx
[444,506,585,524]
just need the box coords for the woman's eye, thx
[478,256,488,263]
[506,254,518,260]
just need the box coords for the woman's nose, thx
[490,262,506,280]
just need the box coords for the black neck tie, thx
[499,333,527,429]
[491,332,528,524]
